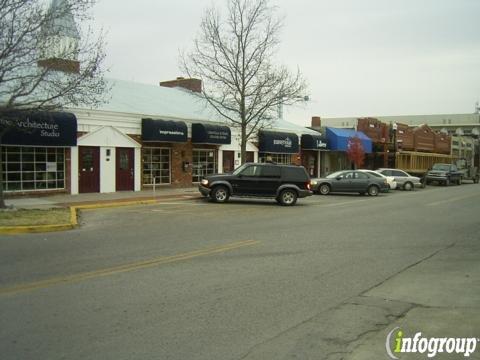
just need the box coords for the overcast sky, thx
[92,0,480,126]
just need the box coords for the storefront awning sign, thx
[325,127,373,153]
[142,118,188,143]
[192,123,231,144]
[0,112,77,146]
[301,134,327,150]
[258,130,299,154]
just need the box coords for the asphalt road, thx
[1,184,479,360]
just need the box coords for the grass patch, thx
[0,208,71,226]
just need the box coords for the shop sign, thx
[258,130,299,154]
[0,112,77,146]
[192,123,231,144]
[142,118,188,143]
[301,134,328,150]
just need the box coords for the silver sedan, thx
[376,168,422,191]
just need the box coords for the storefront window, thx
[2,146,66,192]
[142,148,171,185]
[258,153,293,165]
[193,149,217,182]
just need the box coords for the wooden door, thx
[246,151,254,163]
[79,146,100,193]
[116,148,134,191]
[222,151,235,173]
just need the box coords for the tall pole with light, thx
[277,95,310,121]
[392,122,398,168]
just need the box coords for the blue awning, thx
[192,123,231,144]
[258,130,299,154]
[0,111,77,146]
[301,134,327,150]
[325,127,372,153]
[142,118,187,143]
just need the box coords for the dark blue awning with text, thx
[0,112,77,146]
[192,123,231,144]
[258,130,299,154]
[301,134,327,150]
[142,118,188,143]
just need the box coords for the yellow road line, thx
[426,193,480,207]
[0,240,259,297]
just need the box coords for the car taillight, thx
[306,181,311,191]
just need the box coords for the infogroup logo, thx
[385,327,479,359]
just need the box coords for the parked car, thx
[426,163,463,186]
[358,169,397,190]
[198,163,313,206]
[311,170,389,196]
[376,168,422,190]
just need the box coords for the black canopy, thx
[258,130,299,154]
[192,123,231,144]
[0,111,77,146]
[301,134,327,150]
[142,118,188,143]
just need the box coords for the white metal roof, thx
[76,78,318,135]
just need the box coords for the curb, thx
[0,195,201,235]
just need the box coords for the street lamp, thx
[277,95,310,121]
[392,122,398,168]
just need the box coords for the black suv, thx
[199,163,313,206]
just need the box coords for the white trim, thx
[71,146,79,194]
[77,126,141,148]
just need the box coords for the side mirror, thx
[336,176,342,181]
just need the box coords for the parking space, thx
[78,183,458,225]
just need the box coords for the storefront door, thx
[222,151,235,173]
[79,146,100,193]
[116,147,134,191]
[302,151,318,177]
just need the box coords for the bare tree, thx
[0,0,108,208]
[181,0,308,164]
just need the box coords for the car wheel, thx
[403,181,413,191]
[457,178,462,185]
[445,178,450,186]
[210,186,229,203]
[319,184,330,195]
[367,185,379,196]
[279,189,297,206]
[474,177,479,184]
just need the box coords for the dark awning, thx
[258,130,299,154]
[142,118,187,143]
[301,134,327,150]
[192,123,231,144]
[0,111,77,146]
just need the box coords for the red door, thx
[79,146,100,193]
[116,147,134,191]
[222,151,235,173]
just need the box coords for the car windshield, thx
[432,164,450,171]
[326,171,345,179]
[366,171,382,178]
[232,163,249,175]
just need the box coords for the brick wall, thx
[171,142,194,187]
[65,148,72,194]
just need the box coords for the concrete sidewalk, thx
[243,237,480,360]
[5,187,202,209]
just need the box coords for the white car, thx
[358,169,397,190]
[376,168,423,190]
